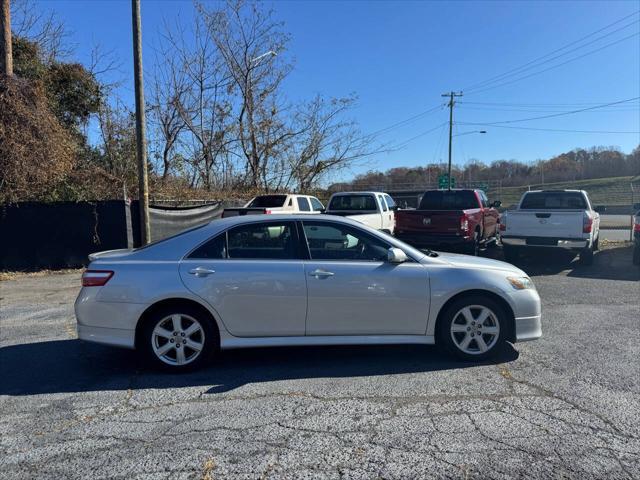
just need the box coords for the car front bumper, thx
[509,287,542,343]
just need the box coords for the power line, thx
[464,31,639,96]
[368,103,445,137]
[458,105,638,113]
[457,123,640,134]
[462,10,639,92]
[391,122,448,149]
[463,97,640,125]
[461,100,640,107]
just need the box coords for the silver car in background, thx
[75,215,542,372]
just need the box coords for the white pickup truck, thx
[500,190,600,265]
[325,191,396,233]
[222,194,324,217]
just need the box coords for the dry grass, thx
[0,268,83,282]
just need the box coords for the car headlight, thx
[507,276,535,290]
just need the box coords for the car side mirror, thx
[492,200,502,208]
[594,205,606,214]
[390,205,399,212]
[319,208,326,213]
[387,247,407,264]
[633,203,640,211]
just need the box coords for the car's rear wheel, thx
[466,231,480,256]
[633,246,640,266]
[140,306,217,372]
[437,295,510,361]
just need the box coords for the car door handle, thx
[189,267,216,277]
[309,269,334,278]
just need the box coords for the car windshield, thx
[246,195,288,208]
[520,192,587,210]
[419,191,477,210]
[328,195,377,211]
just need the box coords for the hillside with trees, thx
[328,146,639,192]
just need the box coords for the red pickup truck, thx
[394,189,501,255]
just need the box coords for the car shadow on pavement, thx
[0,339,519,396]
[484,244,639,281]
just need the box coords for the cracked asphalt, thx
[1,245,639,479]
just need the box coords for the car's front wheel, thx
[437,295,510,361]
[140,306,217,372]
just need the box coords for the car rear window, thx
[328,194,377,211]
[418,191,478,210]
[247,195,287,208]
[520,192,587,210]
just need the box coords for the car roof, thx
[330,191,386,196]
[209,213,363,230]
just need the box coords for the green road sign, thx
[438,174,455,189]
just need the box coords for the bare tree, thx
[153,15,235,190]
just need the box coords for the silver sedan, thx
[75,215,542,372]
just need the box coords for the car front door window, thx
[302,222,390,261]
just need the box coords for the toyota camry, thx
[75,215,542,372]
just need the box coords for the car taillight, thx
[583,213,593,233]
[460,214,469,233]
[634,217,640,232]
[265,209,272,214]
[82,270,114,287]
[499,216,506,232]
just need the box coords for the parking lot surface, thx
[1,245,639,479]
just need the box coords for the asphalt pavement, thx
[1,245,639,479]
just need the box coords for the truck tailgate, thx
[396,210,462,233]
[506,210,584,238]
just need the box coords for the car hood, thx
[435,252,527,275]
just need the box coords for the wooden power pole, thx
[441,91,463,190]
[131,0,150,245]
[1,0,13,76]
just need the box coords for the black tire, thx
[466,231,480,256]
[437,295,511,362]
[503,245,520,264]
[140,305,218,372]
[579,245,594,265]
[593,236,599,251]
[633,246,640,266]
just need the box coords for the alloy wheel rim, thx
[151,314,205,366]
[450,305,500,355]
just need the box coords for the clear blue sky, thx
[34,0,640,179]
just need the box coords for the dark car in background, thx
[394,189,501,255]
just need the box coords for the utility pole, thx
[1,0,13,77]
[131,0,150,245]
[441,91,463,190]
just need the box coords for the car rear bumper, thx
[502,236,588,249]
[395,232,472,248]
[77,324,135,349]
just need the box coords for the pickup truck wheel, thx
[437,295,509,361]
[503,245,520,264]
[466,232,480,256]
[633,246,640,266]
[579,245,594,265]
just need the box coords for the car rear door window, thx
[302,222,391,261]
[227,222,297,259]
[187,232,226,259]
[297,197,311,212]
